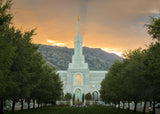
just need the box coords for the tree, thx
[100,49,150,113]
[85,93,92,101]
[0,0,63,113]
[72,94,75,102]
[65,93,72,101]
[123,49,149,112]
[0,0,35,112]
[8,29,38,112]
[145,16,160,114]
[50,67,63,104]
[143,42,160,114]
[0,39,15,114]
[0,0,16,114]
[145,16,160,41]
[31,65,62,108]
[26,51,44,110]
[82,94,84,103]
[100,60,128,108]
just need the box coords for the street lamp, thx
[148,106,151,113]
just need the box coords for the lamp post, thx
[148,106,152,113]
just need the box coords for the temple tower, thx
[68,16,88,70]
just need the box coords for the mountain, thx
[38,44,122,70]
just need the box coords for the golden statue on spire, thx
[78,15,80,21]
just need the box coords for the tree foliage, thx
[0,0,63,113]
[145,16,160,41]
[100,16,160,114]
[65,93,72,101]
[85,93,92,101]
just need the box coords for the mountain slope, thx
[38,44,122,70]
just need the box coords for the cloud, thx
[139,9,160,15]
[47,40,55,43]
[11,0,157,54]
[150,9,160,14]
[47,40,66,47]
[101,48,122,57]
[52,43,65,46]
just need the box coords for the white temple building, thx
[58,16,107,102]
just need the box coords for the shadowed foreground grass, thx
[5,106,144,114]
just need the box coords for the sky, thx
[11,0,160,56]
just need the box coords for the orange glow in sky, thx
[11,0,160,56]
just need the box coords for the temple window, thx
[75,74,81,85]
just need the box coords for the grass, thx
[5,106,143,114]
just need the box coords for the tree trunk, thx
[38,100,40,108]
[152,101,156,114]
[21,99,23,111]
[118,101,120,109]
[122,102,125,109]
[128,101,130,110]
[27,100,30,110]
[143,101,146,114]
[12,100,16,112]
[33,99,35,109]
[134,101,137,112]
[150,101,152,107]
[0,98,4,114]
[114,102,116,108]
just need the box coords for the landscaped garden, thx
[5,106,143,114]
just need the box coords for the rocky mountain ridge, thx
[38,44,122,70]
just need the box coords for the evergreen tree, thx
[0,0,15,114]
[65,93,72,101]
[85,93,92,101]
[0,0,63,113]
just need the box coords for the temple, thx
[57,16,107,102]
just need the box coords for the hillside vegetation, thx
[38,45,122,70]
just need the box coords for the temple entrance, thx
[75,88,82,102]
[92,91,98,101]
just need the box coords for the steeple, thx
[68,16,88,70]
[78,15,80,34]
[74,15,82,56]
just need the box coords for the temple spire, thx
[68,15,88,69]
[78,15,80,34]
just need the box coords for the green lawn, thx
[5,106,143,114]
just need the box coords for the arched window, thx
[75,74,81,85]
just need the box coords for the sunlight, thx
[101,48,122,57]
[47,40,55,43]
[52,43,65,46]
